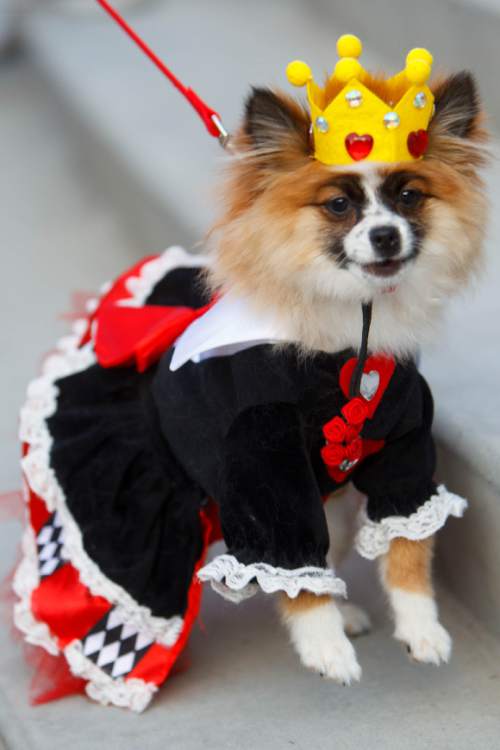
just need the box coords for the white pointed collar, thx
[169,292,291,371]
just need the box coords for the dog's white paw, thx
[396,619,452,665]
[390,589,452,666]
[286,602,362,684]
[299,632,362,684]
[338,602,371,637]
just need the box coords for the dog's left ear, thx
[430,72,481,139]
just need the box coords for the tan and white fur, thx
[208,71,488,682]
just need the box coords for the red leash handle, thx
[95,0,226,140]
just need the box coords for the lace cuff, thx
[355,484,468,560]
[197,554,347,603]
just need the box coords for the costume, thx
[14,35,468,711]
[15,246,466,711]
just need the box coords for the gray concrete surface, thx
[2,542,500,750]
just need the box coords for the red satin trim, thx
[94,302,212,373]
[32,564,111,648]
[29,491,51,536]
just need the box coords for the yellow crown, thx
[287,35,434,166]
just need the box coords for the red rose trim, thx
[322,417,347,443]
[345,437,363,461]
[321,443,347,467]
[341,397,368,425]
[322,398,369,473]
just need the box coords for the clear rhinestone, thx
[345,89,363,108]
[339,459,358,472]
[360,370,380,401]
[413,92,427,109]
[383,111,400,129]
[315,116,329,133]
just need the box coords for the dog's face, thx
[211,73,487,347]
[305,166,430,290]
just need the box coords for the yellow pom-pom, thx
[286,60,312,87]
[406,47,433,66]
[336,34,362,59]
[334,57,362,83]
[405,58,431,86]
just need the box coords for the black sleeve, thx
[352,375,437,521]
[217,402,330,570]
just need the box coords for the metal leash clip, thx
[211,114,233,151]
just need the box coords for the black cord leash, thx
[349,301,373,398]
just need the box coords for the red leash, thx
[95,0,229,145]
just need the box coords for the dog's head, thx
[210,72,488,351]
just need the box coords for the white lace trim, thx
[121,245,209,307]
[197,554,347,601]
[355,484,468,560]
[64,642,157,713]
[12,525,60,656]
[16,247,198,650]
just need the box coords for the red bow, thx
[78,255,212,372]
[93,302,211,372]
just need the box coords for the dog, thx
[15,63,489,708]
[204,72,487,683]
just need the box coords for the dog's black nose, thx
[369,225,401,258]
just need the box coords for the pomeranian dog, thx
[205,72,487,683]
[15,60,489,709]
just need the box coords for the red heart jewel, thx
[407,129,429,158]
[345,133,374,161]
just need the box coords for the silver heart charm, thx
[360,370,380,401]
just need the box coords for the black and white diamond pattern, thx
[81,608,154,679]
[36,511,67,578]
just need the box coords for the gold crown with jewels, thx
[287,34,434,166]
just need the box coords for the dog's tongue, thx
[383,285,397,294]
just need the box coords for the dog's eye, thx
[325,196,350,216]
[399,188,422,208]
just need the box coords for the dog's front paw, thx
[391,590,452,665]
[300,632,362,684]
[396,619,452,665]
[339,602,371,637]
[288,602,362,684]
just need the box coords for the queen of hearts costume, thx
[14,36,468,711]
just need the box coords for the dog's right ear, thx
[243,87,311,160]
